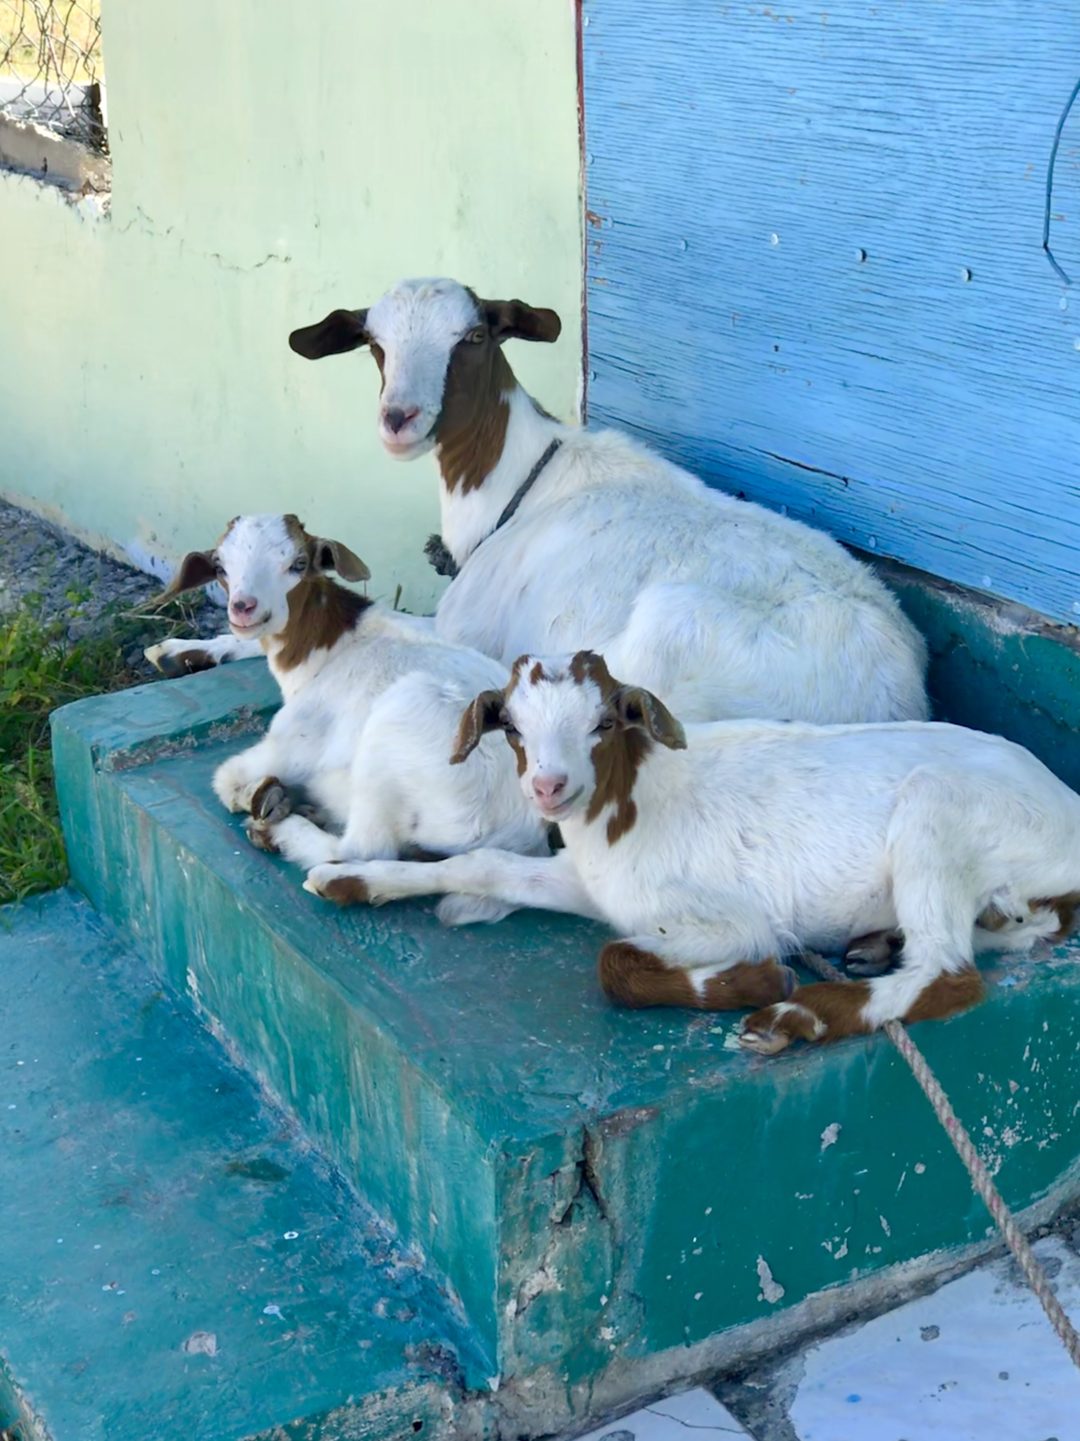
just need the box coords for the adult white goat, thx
[284,277,929,725]
[302,651,1080,1049]
[145,515,548,915]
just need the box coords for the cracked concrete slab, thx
[574,1386,752,1439]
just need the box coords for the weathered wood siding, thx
[582,1,1080,623]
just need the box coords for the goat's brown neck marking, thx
[586,728,651,844]
[436,343,517,495]
[567,652,649,844]
[274,578,372,671]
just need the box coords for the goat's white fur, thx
[150,515,548,893]
[306,655,1080,1037]
[368,278,928,724]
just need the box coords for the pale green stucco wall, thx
[0,0,582,613]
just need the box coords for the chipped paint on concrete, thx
[819,1124,841,1153]
[757,1258,786,1306]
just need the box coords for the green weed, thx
[0,591,203,905]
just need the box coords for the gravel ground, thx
[0,498,223,670]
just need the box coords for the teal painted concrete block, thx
[0,890,487,1441]
[47,577,1080,1427]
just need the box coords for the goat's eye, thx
[213,562,226,579]
[289,558,307,575]
[467,326,486,345]
[500,713,519,737]
[593,716,616,734]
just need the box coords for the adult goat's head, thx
[288,278,561,466]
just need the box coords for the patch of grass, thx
[0,591,201,906]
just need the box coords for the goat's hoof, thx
[738,1019,793,1056]
[304,868,371,906]
[250,777,291,825]
[739,999,826,1056]
[843,928,904,978]
[244,817,280,854]
[145,642,217,678]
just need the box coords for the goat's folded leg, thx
[842,896,1064,978]
[213,737,296,815]
[145,634,263,676]
[740,966,985,1055]
[599,938,796,1010]
[843,928,904,977]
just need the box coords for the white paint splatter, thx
[820,1123,841,1152]
[756,1256,785,1304]
[914,1162,927,1175]
[880,1215,892,1237]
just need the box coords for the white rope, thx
[799,950,1080,1370]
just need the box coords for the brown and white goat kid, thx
[304,651,1080,1050]
[160,278,928,725]
[146,515,548,912]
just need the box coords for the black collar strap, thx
[424,437,562,580]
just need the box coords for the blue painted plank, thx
[582,0,1080,623]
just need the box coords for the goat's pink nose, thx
[230,594,258,618]
[533,773,568,806]
[383,405,420,435]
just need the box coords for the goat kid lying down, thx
[304,651,1080,1051]
[145,515,548,918]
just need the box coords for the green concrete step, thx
[0,888,486,1441]
[50,645,1080,1432]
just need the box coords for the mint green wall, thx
[0,1,582,612]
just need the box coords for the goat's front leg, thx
[304,849,603,921]
[145,633,263,677]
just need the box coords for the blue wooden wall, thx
[581,0,1080,624]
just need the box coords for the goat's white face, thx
[452,651,688,830]
[161,515,371,641]
[215,515,310,640]
[365,279,482,459]
[502,659,611,821]
[288,278,562,466]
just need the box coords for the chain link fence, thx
[0,0,105,150]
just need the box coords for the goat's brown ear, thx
[289,308,370,359]
[151,550,218,604]
[309,538,371,582]
[613,687,687,751]
[450,689,506,765]
[482,299,562,345]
